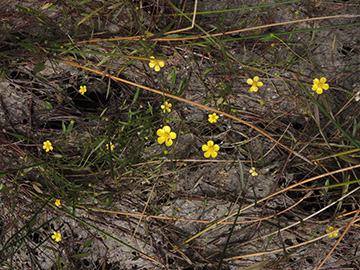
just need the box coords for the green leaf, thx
[203,68,213,75]
[28,214,37,228]
[42,101,53,110]
[84,238,94,248]
[77,6,103,26]
[0,186,13,193]
[132,87,140,105]
[33,62,46,74]
[71,252,88,258]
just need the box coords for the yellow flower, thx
[43,140,53,152]
[312,77,329,94]
[157,126,176,147]
[55,199,61,206]
[208,113,219,123]
[52,231,61,242]
[326,226,339,238]
[247,76,263,92]
[79,85,87,95]
[70,120,75,124]
[161,101,172,113]
[106,142,114,151]
[202,140,220,158]
[149,56,165,72]
[249,167,258,176]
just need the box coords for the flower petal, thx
[211,151,218,158]
[202,145,209,151]
[320,77,327,83]
[247,78,253,85]
[157,129,164,136]
[165,139,173,147]
[163,126,171,133]
[204,151,210,158]
[169,132,176,139]
[158,137,165,144]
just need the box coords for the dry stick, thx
[75,14,358,44]
[316,208,360,269]
[60,59,311,164]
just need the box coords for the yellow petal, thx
[257,82,263,87]
[165,139,173,147]
[158,137,165,144]
[213,145,220,151]
[149,62,155,68]
[157,129,164,136]
[202,145,209,151]
[204,151,210,158]
[159,60,165,67]
[211,151,218,158]
[247,78,253,85]
[163,126,171,133]
[320,77,327,83]
[169,132,176,139]
[253,76,259,82]
[207,140,214,147]
[323,84,329,90]
[154,65,160,72]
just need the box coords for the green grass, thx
[1,0,360,269]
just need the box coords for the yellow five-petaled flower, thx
[55,199,61,207]
[106,142,114,151]
[326,226,339,238]
[208,113,219,123]
[157,126,176,147]
[161,101,172,113]
[202,140,220,158]
[149,56,165,72]
[249,167,258,176]
[43,140,53,152]
[247,76,263,92]
[52,231,61,242]
[312,77,329,94]
[79,85,87,95]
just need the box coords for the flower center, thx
[163,132,170,140]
